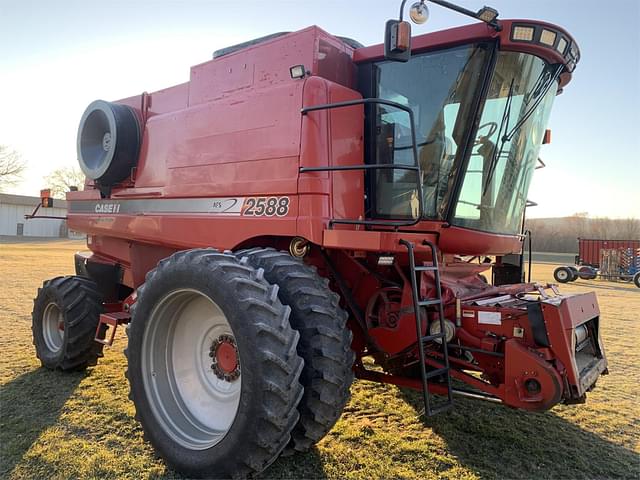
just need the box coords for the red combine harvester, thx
[31,1,608,477]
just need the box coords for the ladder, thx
[400,239,454,416]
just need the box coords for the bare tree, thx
[618,217,640,239]
[0,145,26,191]
[527,216,640,252]
[44,166,85,198]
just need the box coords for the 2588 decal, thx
[242,196,290,217]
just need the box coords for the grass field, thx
[1,240,639,479]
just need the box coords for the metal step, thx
[425,367,449,379]
[95,311,131,346]
[421,332,446,343]
[419,299,441,307]
[415,265,439,272]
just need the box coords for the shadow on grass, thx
[258,447,328,480]
[398,388,640,479]
[571,281,637,292]
[0,367,84,477]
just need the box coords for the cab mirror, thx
[385,20,412,62]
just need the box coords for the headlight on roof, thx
[511,25,535,42]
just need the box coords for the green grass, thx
[1,241,639,479]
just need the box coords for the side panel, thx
[297,77,365,243]
[133,81,304,197]
[327,83,364,226]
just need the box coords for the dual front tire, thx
[127,248,353,477]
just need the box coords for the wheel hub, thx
[102,132,112,152]
[43,302,65,353]
[210,334,240,382]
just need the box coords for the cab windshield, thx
[368,46,558,235]
[452,52,558,234]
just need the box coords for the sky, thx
[1,0,638,218]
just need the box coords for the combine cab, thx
[30,1,607,477]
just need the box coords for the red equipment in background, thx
[577,238,640,267]
[554,238,640,287]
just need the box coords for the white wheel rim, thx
[43,302,65,353]
[557,270,568,281]
[141,289,241,450]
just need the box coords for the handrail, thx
[300,98,423,228]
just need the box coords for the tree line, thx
[525,215,640,253]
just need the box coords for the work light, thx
[540,29,557,46]
[476,6,498,23]
[511,25,535,42]
[289,65,307,79]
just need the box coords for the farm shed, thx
[0,193,68,237]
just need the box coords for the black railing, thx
[300,98,424,228]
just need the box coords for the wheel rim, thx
[557,270,568,281]
[43,302,65,353]
[141,289,241,450]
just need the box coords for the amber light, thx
[40,189,53,208]
[396,21,411,51]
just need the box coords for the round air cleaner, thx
[76,100,140,186]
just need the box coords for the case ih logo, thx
[95,203,121,214]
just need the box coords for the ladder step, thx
[418,299,441,307]
[427,402,454,416]
[421,332,446,343]
[415,265,438,272]
[425,367,449,379]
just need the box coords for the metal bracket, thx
[95,311,131,346]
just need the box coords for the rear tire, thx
[553,266,572,283]
[578,266,597,280]
[237,248,354,454]
[634,272,640,288]
[32,276,105,371]
[125,249,304,478]
[568,266,579,282]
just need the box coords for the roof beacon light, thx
[409,1,429,24]
[511,25,535,42]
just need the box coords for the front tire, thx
[126,249,304,478]
[237,248,355,454]
[32,276,105,371]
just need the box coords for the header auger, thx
[31,1,606,477]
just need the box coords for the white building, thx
[0,193,69,237]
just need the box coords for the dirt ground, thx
[1,240,638,479]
